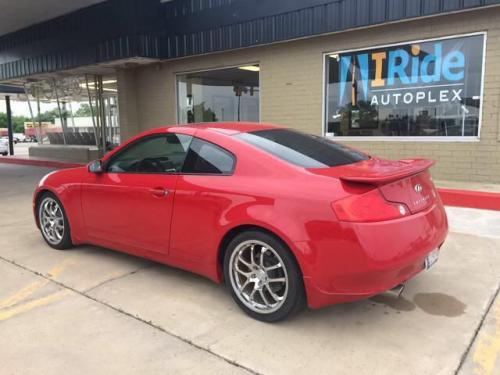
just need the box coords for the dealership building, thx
[1,0,500,183]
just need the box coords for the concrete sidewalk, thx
[0,164,499,374]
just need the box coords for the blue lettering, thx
[411,56,420,84]
[421,43,442,83]
[387,50,410,85]
[443,51,465,81]
[339,55,352,104]
[357,53,369,100]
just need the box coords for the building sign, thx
[325,34,485,138]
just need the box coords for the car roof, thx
[157,122,283,136]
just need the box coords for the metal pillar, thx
[5,95,14,155]
[97,76,107,155]
[53,80,67,145]
[24,84,38,144]
[85,74,99,148]
[36,95,43,145]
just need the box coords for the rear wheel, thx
[224,231,304,322]
[37,192,73,250]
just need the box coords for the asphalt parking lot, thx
[0,163,499,375]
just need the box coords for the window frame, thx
[322,31,487,142]
[180,137,237,176]
[104,134,193,175]
[174,63,261,125]
[104,134,237,176]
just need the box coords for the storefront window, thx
[325,34,485,138]
[177,65,260,124]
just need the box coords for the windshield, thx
[236,129,369,168]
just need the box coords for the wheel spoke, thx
[264,263,282,272]
[265,284,283,302]
[250,245,256,266]
[237,252,251,268]
[240,279,251,291]
[235,264,251,277]
[249,288,257,302]
[259,289,271,307]
[268,277,286,283]
[259,247,267,267]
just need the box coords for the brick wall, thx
[118,7,500,183]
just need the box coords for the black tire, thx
[37,192,73,250]
[224,230,305,322]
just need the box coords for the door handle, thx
[150,187,169,197]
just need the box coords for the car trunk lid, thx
[377,170,438,214]
[308,158,438,214]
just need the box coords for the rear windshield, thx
[236,129,369,168]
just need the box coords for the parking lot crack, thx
[454,281,500,375]
[83,263,154,294]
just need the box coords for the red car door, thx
[81,133,192,256]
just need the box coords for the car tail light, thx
[332,188,410,223]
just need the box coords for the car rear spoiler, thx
[339,158,435,185]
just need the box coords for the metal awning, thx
[1,0,500,82]
[0,0,105,36]
[0,84,23,95]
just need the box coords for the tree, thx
[13,116,29,133]
[0,112,28,133]
[74,103,92,117]
[0,112,7,128]
[35,109,59,123]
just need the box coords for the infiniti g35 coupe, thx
[34,123,448,321]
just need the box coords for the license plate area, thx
[425,249,439,270]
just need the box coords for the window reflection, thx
[177,66,260,124]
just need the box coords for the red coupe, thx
[34,123,448,321]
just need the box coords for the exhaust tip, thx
[385,283,405,299]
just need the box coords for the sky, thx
[0,98,83,118]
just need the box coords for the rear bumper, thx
[297,201,448,308]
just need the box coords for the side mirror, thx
[88,160,103,174]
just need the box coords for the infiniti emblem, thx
[414,184,423,193]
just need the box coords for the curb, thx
[0,156,84,169]
[437,188,500,211]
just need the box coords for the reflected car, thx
[33,123,448,321]
[0,138,8,156]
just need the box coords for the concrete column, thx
[116,68,140,142]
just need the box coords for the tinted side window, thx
[182,138,235,174]
[236,129,369,168]
[107,134,192,173]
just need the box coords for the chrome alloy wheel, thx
[39,197,65,245]
[229,240,289,314]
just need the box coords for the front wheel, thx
[224,231,305,322]
[37,192,73,250]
